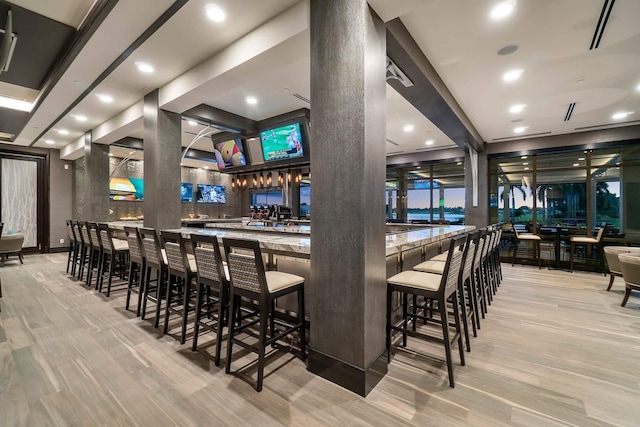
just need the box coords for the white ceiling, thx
[10,0,640,160]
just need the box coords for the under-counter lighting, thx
[521,155,528,159]
[205,3,226,22]
[0,95,33,112]
[490,0,516,20]
[425,139,435,145]
[96,94,113,103]
[524,167,530,170]
[135,61,154,74]
[513,126,528,134]
[612,111,633,120]
[522,162,528,165]
[573,163,580,167]
[403,124,414,132]
[57,129,69,135]
[45,139,55,145]
[578,157,585,161]
[503,69,523,82]
[246,96,258,105]
[509,104,526,114]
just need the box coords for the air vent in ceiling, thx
[386,138,399,146]
[492,131,552,141]
[564,102,576,121]
[293,93,310,104]
[387,151,403,155]
[575,119,640,131]
[590,0,615,50]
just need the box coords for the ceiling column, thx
[308,0,387,396]
[143,89,181,230]
[83,131,110,221]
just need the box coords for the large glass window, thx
[300,182,311,218]
[251,190,282,206]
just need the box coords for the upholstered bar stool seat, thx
[430,252,448,262]
[570,227,605,273]
[604,247,633,291]
[619,253,640,307]
[388,270,441,291]
[413,260,445,275]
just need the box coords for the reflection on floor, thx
[1,254,639,426]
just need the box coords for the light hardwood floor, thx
[1,253,639,426]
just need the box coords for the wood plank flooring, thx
[1,254,639,426]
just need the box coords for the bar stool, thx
[161,231,198,344]
[413,232,478,352]
[569,227,605,273]
[140,228,168,328]
[222,237,306,392]
[124,226,145,316]
[386,234,466,388]
[86,221,103,288]
[66,220,79,275]
[191,233,229,366]
[71,221,84,278]
[98,223,129,297]
[77,221,92,282]
[511,222,541,269]
[619,253,640,307]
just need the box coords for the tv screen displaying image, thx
[180,182,193,202]
[196,184,226,204]
[109,177,144,201]
[213,138,246,169]
[260,122,304,162]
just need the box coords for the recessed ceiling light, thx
[521,156,528,159]
[246,96,258,105]
[425,139,435,145]
[45,139,55,145]
[74,115,87,122]
[0,95,33,112]
[490,0,517,20]
[612,111,633,120]
[578,157,585,161]
[57,129,69,135]
[503,69,523,82]
[457,162,463,166]
[509,104,526,114]
[576,78,586,84]
[403,124,414,132]
[205,3,226,22]
[96,94,113,103]
[188,120,197,126]
[513,126,528,134]
[636,83,640,91]
[573,163,580,167]
[135,61,154,73]
[417,166,421,169]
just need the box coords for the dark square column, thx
[83,131,110,221]
[308,0,387,396]
[143,89,181,230]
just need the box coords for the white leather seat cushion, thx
[570,236,598,244]
[265,271,304,293]
[430,252,448,262]
[113,239,129,251]
[387,270,441,291]
[413,260,445,274]
[518,234,541,241]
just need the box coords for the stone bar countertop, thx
[163,225,474,257]
[206,222,312,234]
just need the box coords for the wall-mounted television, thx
[180,182,193,202]
[110,177,144,201]
[196,184,226,204]
[260,122,305,162]
[213,138,246,170]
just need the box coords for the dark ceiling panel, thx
[0,108,29,139]
[0,1,75,89]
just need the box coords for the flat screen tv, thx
[196,184,226,204]
[109,177,144,201]
[180,182,193,202]
[260,122,304,162]
[213,138,247,170]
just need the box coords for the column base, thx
[307,348,387,397]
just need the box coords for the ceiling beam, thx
[183,104,258,135]
[385,18,484,153]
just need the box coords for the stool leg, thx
[214,285,226,366]
[386,286,393,363]
[270,300,276,348]
[256,301,269,392]
[439,297,454,388]
[136,261,146,317]
[402,292,408,348]
[298,286,306,361]
[570,242,575,272]
[452,291,465,366]
[192,283,204,351]
[180,277,192,344]
[458,282,470,352]
[163,275,175,335]
[607,274,615,291]
[154,269,164,329]
[141,266,151,320]
[621,287,632,307]
[225,293,237,374]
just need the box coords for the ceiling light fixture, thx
[246,96,258,105]
[403,124,414,132]
[74,115,87,122]
[612,111,633,120]
[205,3,226,22]
[108,153,113,157]
[509,104,526,114]
[636,83,640,92]
[524,167,530,170]
[503,69,523,82]
[490,0,517,20]
[0,95,33,112]
[513,126,528,134]
[188,120,197,126]
[425,139,435,145]
[522,162,528,165]
[45,139,55,145]
[135,61,154,73]
[57,129,69,135]
[521,156,528,159]
[578,157,585,161]
[96,94,113,103]
[573,163,579,167]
